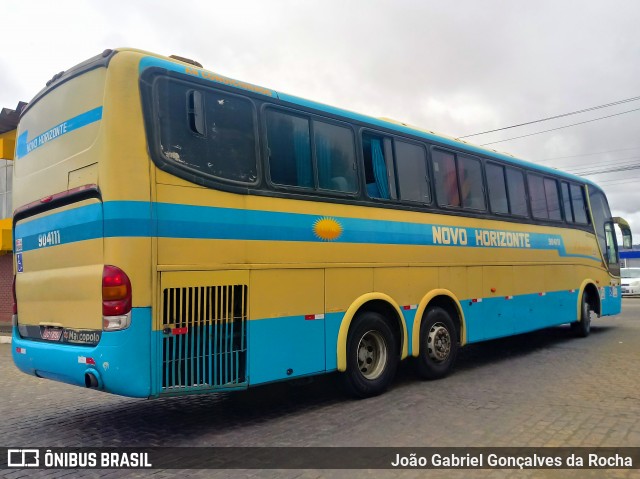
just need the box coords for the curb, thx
[0,324,12,343]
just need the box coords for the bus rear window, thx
[155,77,258,184]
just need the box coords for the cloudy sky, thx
[3,0,640,240]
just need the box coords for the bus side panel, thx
[482,266,515,337]
[601,285,622,316]
[248,269,325,385]
[156,268,327,392]
[324,268,374,370]
[373,267,439,356]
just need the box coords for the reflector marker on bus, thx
[539,292,546,296]
[570,289,576,293]
[403,305,418,310]
[78,356,96,365]
[505,296,513,300]
[15,347,26,355]
[471,298,482,303]
[172,327,188,335]
[304,314,325,321]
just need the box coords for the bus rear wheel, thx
[415,307,459,380]
[571,293,592,338]
[342,311,398,398]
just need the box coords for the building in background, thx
[621,250,640,268]
[0,102,25,326]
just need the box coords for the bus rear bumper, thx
[11,308,152,398]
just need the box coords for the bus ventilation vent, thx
[161,285,247,392]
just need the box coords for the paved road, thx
[1,300,639,479]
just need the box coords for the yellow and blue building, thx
[0,102,24,326]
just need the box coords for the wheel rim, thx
[356,330,388,380]
[427,322,451,362]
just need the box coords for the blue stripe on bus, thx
[15,203,103,252]
[226,288,601,388]
[463,290,579,343]
[14,200,602,262]
[16,107,103,159]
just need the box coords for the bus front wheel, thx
[342,311,398,398]
[571,293,592,338]
[415,307,459,380]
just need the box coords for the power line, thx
[479,106,640,146]
[600,175,640,184]
[597,176,640,185]
[536,146,640,163]
[571,163,640,177]
[562,156,640,173]
[555,156,640,172]
[457,95,640,139]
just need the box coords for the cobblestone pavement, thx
[1,300,639,479]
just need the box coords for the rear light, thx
[102,265,132,331]
[12,275,17,315]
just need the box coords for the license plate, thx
[41,327,62,341]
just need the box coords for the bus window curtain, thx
[371,139,390,199]
[316,136,332,189]
[293,129,312,188]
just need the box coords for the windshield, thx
[621,268,640,279]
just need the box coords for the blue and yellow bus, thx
[11,48,632,398]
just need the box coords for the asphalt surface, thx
[1,299,639,479]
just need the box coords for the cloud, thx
[3,0,640,239]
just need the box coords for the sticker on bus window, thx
[15,238,22,252]
[16,253,23,273]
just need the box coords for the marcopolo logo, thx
[7,449,40,467]
[62,329,102,345]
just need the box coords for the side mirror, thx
[613,217,632,249]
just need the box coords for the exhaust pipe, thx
[84,369,103,389]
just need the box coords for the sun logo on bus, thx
[314,217,343,241]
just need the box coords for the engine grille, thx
[161,284,247,392]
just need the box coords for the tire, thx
[342,311,398,398]
[415,306,459,380]
[571,293,591,338]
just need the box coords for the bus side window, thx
[362,134,395,199]
[544,178,562,221]
[505,167,528,216]
[570,184,589,224]
[486,162,509,214]
[561,181,574,222]
[432,149,460,207]
[458,156,486,211]
[395,140,430,203]
[156,78,258,184]
[266,109,313,188]
[528,174,548,219]
[314,121,358,193]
